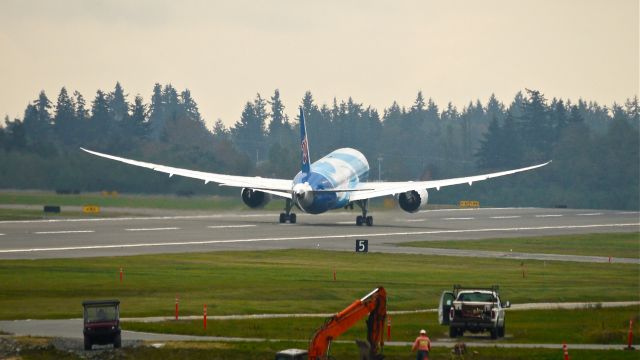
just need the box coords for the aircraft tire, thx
[279,213,286,223]
[356,216,363,226]
[365,216,373,226]
[289,213,297,224]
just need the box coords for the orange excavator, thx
[275,287,387,360]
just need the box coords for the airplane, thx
[81,107,550,226]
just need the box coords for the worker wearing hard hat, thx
[411,329,431,360]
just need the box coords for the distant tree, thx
[148,83,165,140]
[53,87,77,143]
[231,94,267,163]
[89,90,111,147]
[74,91,89,122]
[475,116,503,170]
[108,82,129,123]
[212,119,230,141]
[181,89,203,124]
[129,95,148,137]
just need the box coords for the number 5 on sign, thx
[356,239,368,253]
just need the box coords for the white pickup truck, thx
[438,285,510,339]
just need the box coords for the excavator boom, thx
[308,287,387,360]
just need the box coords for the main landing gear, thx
[279,199,297,224]
[354,199,373,226]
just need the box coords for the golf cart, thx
[82,299,121,350]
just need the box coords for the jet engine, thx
[398,189,429,213]
[241,188,271,208]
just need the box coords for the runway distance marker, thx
[355,239,368,253]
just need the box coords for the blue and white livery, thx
[82,107,550,226]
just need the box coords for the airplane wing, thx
[349,161,551,201]
[81,148,294,199]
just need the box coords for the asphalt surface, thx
[0,207,637,261]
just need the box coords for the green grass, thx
[122,307,640,345]
[0,249,637,320]
[0,190,252,211]
[0,208,140,221]
[400,233,640,259]
[6,339,640,360]
[103,343,640,360]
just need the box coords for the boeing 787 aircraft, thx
[82,107,549,226]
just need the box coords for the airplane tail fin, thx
[299,107,311,176]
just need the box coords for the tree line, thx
[0,83,638,209]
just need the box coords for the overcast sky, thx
[0,0,637,127]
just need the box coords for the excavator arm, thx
[308,287,387,360]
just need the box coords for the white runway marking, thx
[124,227,180,232]
[490,216,521,219]
[577,213,603,216]
[4,223,637,254]
[0,234,5,236]
[336,221,354,225]
[443,217,474,220]
[616,211,639,215]
[535,214,563,218]
[405,219,426,222]
[207,225,256,229]
[34,230,95,235]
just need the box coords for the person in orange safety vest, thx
[411,329,431,360]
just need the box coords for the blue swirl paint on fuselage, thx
[293,148,369,214]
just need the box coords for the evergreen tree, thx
[148,83,165,140]
[53,87,76,143]
[108,82,129,123]
[129,95,148,137]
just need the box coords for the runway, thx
[0,207,637,261]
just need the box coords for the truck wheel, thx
[114,334,122,348]
[449,326,458,338]
[84,336,92,351]
[499,321,506,337]
[490,327,498,339]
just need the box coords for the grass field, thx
[122,306,640,345]
[400,233,640,259]
[0,190,252,211]
[0,248,637,320]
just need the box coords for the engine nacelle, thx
[241,188,271,208]
[398,189,429,213]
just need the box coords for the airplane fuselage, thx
[292,148,369,214]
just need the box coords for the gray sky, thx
[1,0,637,127]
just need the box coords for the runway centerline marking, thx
[207,225,256,229]
[405,219,426,222]
[577,213,603,216]
[443,217,474,220]
[34,230,95,235]
[490,216,521,219]
[3,223,637,254]
[535,215,563,218]
[124,227,180,232]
